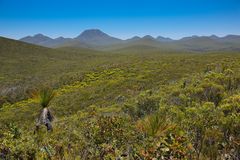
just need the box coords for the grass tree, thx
[35,87,55,132]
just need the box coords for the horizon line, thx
[1,28,240,41]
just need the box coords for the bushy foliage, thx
[123,91,159,119]
[1,52,240,159]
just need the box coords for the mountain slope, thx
[125,36,141,42]
[20,34,53,45]
[176,36,240,51]
[0,36,107,103]
[156,36,173,42]
[19,34,75,48]
[18,30,240,52]
[74,29,123,46]
[19,29,124,48]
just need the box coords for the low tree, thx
[35,88,55,132]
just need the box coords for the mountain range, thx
[19,29,240,52]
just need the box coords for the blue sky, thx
[0,0,240,40]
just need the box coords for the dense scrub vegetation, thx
[0,45,240,159]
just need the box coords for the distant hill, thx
[142,35,155,40]
[99,35,175,51]
[0,36,101,58]
[74,29,123,46]
[18,29,240,52]
[176,35,240,51]
[179,35,240,44]
[1,36,56,57]
[20,34,53,45]
[156,36,173,42]
[19,34,73,48]
[125,36,141,42]
[19,29,123,48]
[219,35,240,43]
[44,37,73,47]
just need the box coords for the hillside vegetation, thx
[0,37,240,159]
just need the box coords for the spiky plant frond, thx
[137,112,175,137]
[39,88,55,108]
